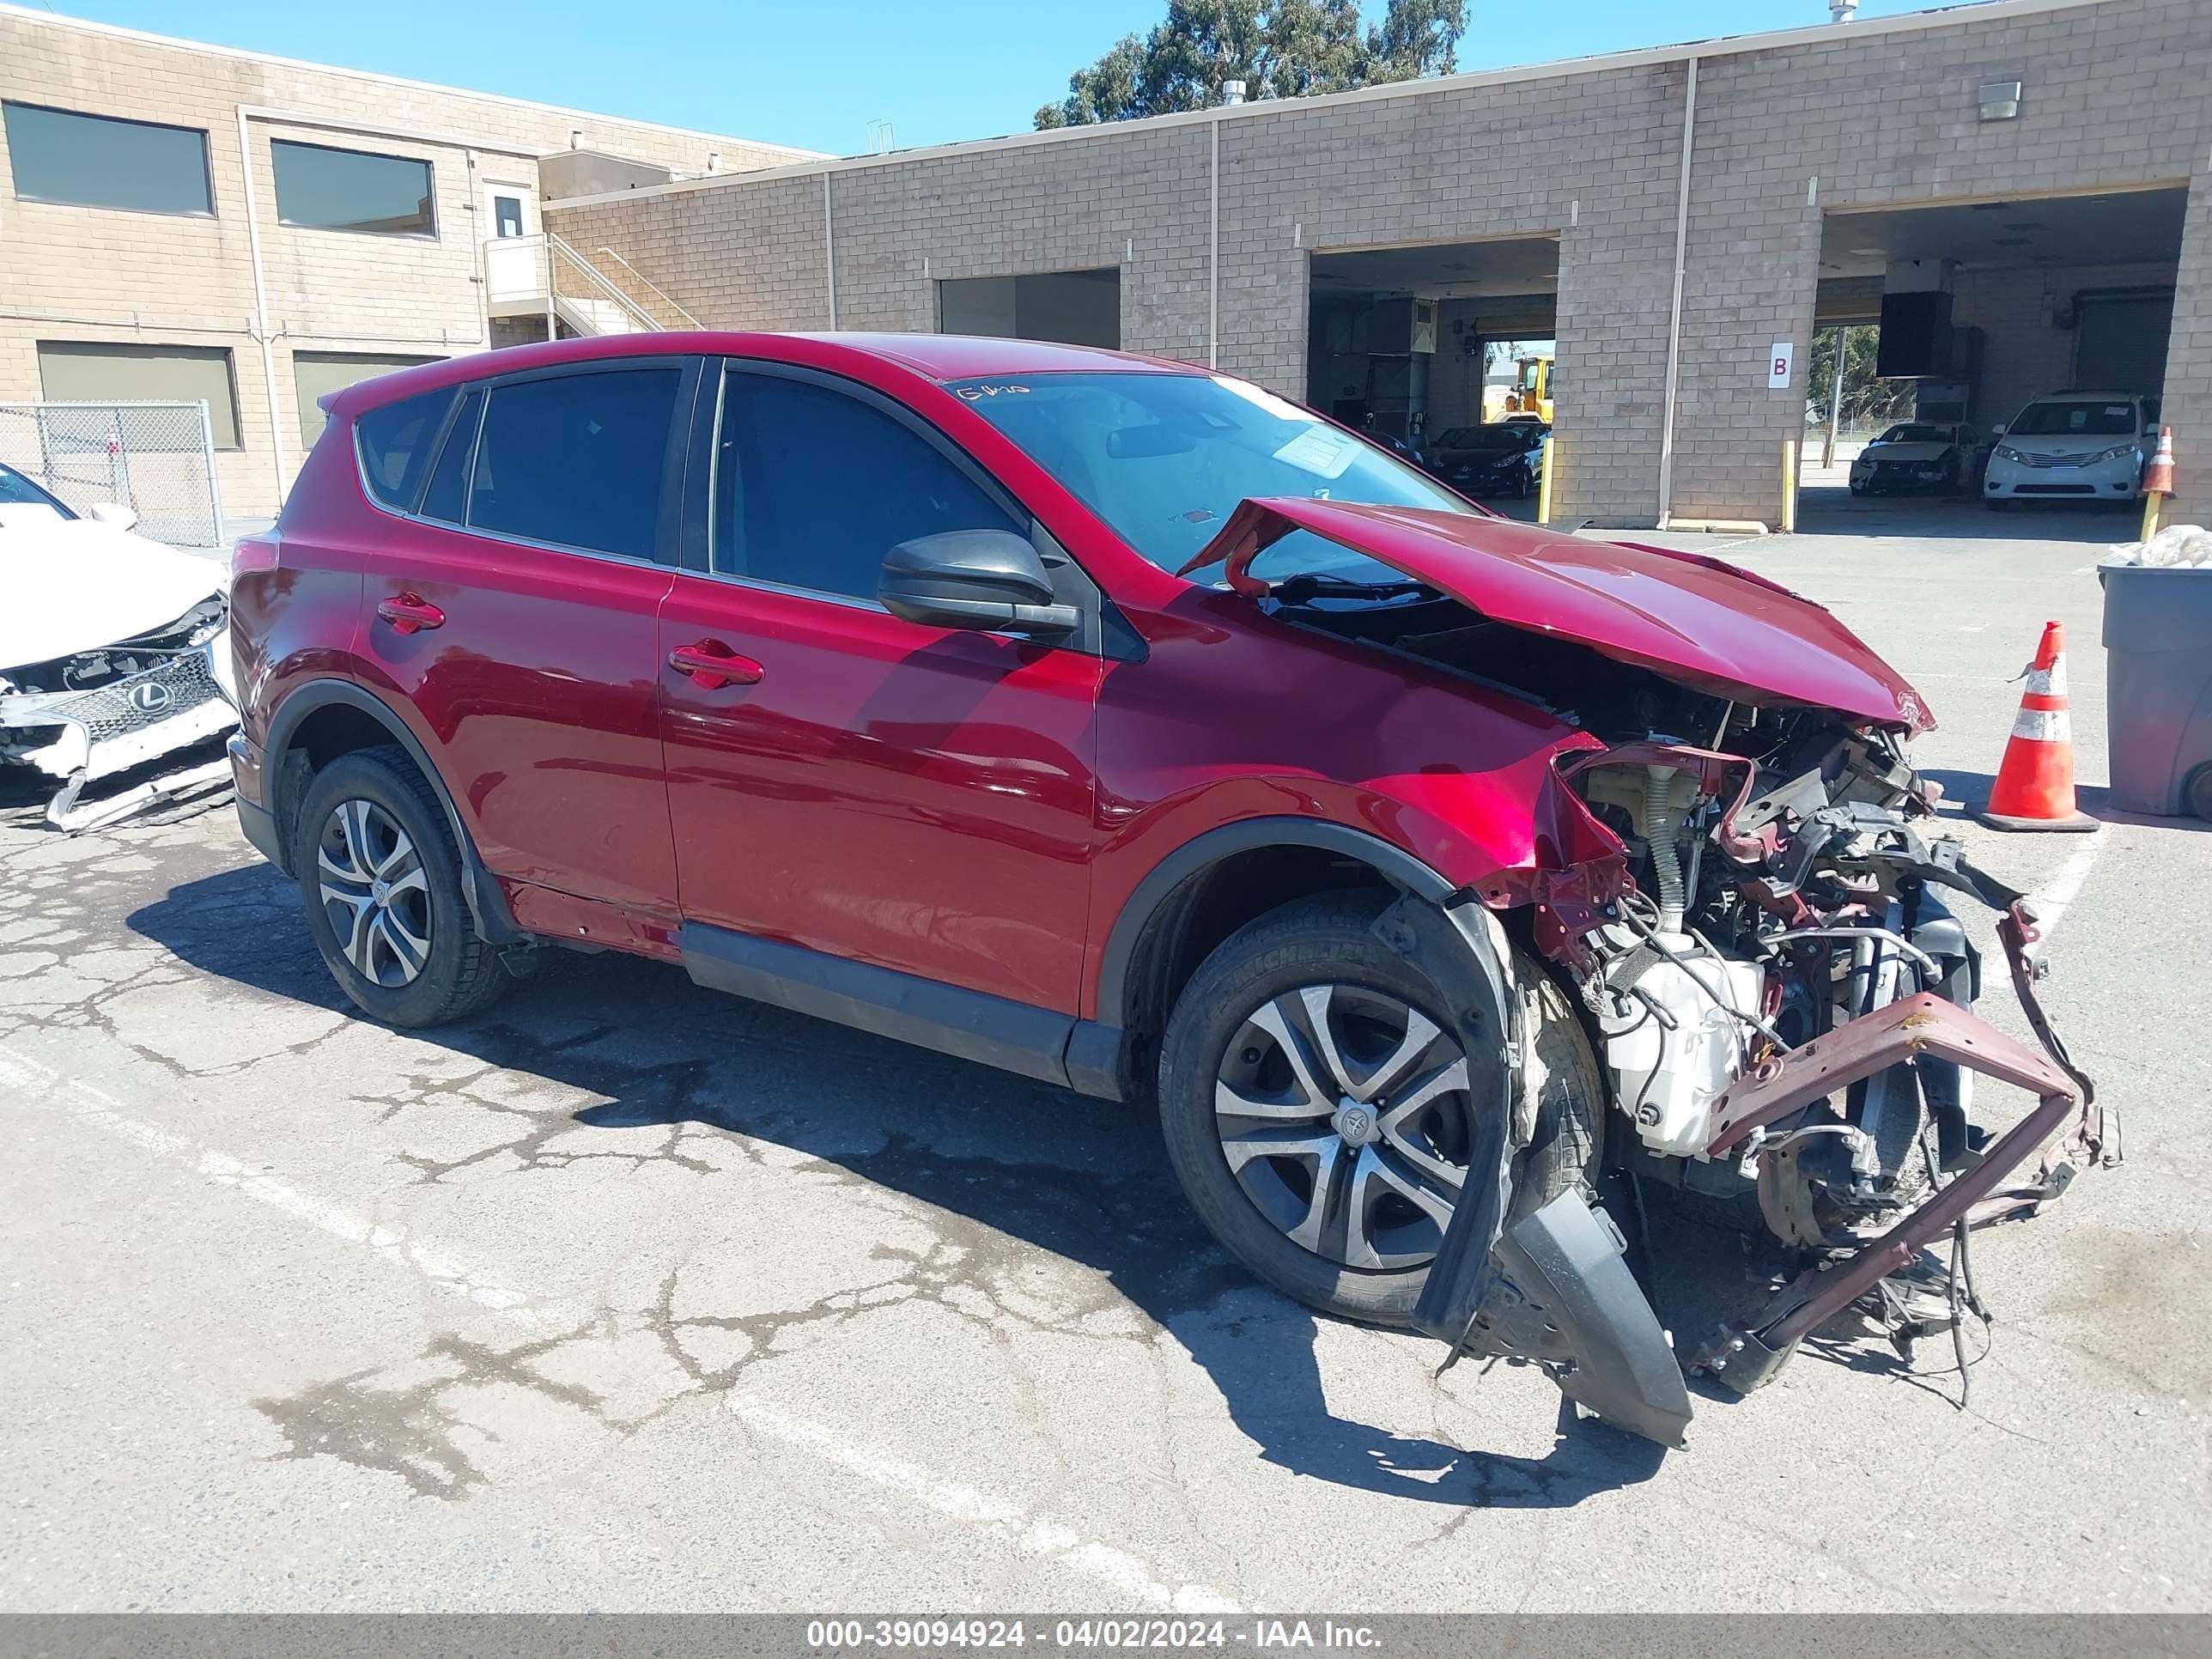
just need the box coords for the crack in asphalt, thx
[3,793,1992,1555]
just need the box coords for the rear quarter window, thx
[355,386,457,512]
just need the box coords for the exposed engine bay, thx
[1233,533,2115,1449]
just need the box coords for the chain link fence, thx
[0,401,224,548]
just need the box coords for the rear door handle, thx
[376,594,445,635]
[668,641,764,690]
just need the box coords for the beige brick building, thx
[0,4,811,518]
[548,0,2212,527]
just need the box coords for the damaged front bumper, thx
[1690,901,2112,1393]
[0,641,239,832]
[1413,902,2110,1447]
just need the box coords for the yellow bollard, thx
[2140,426,2174,538]
[1536,436,1557,526]
[1781,438,1799,535]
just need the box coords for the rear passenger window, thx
[355,387,455,512]
[467,368,680,559]
[714,371,1018,599]
[419,386,482,525]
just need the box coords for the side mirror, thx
[1990,423,2006,437]
[879,530,1079,638]
[88,501,138,532]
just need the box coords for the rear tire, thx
[2185,763,2212,823]
[292,746,511,1028]
[1157,890,1602,1327]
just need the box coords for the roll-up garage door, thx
[2072,288,2173,398]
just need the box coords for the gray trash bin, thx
[2100,562,2212,818]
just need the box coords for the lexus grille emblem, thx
[127,681,172,715]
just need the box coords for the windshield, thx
[949,371,1474,582]
[1435,425,1533,451]
[1877,424,1953,445]
[0,464,76,520]
[2009,400,2137,437]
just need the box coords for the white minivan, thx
[1984,390,2160,509]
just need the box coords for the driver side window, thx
[712,369,1020,601]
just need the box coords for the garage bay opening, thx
[1803,186,2185,542]
[1306,235,1560,518]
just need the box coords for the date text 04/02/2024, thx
[803,1620,1384,1650]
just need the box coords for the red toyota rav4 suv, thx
[230,332,2100,1446]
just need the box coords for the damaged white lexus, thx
[0,462,237,831]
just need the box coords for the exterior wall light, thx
[1978,81,2023,121]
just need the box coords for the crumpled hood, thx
[0,513,225,672]
[1859,441,1954,463]
[1178,499,1934,733]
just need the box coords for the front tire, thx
[1157,891,1602,1327]
[293,747,511,1028]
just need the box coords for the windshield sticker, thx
[950,381,1031,401]
[1272,427,1360,479]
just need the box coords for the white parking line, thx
[729,1399,1241,1613]
[0,1044,562,1327]
[2031,823,2111,945]
[1,1039,1240,1611]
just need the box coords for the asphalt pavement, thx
[3,520,2207,1613]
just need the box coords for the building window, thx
[938,270,1120,349]
[270,138,435,237]
[3,101,213,216]
[493,195,524,238]
[35,343,242,451]
[293,352,441,447]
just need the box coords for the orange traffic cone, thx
[1977,621,2098,832]
[2143,426,2176,496]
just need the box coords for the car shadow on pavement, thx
[132,861,1674,1509]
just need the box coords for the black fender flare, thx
[1067,816,1484,1101]
[1090,817,1457,1023]
[262,678,525,946]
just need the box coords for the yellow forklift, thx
[1500,354,1554,422]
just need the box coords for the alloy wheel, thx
[316,798,432,988]
[1212,982,1474,1270]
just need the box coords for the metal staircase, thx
[484,232,681,337]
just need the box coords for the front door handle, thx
[376,594,445,635]
[668,641,764,690]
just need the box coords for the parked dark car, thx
[1848,421,1981,496]
[1424,422,1547,498]
[227,332,2104,1447]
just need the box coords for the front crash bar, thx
[1692,904,2112,1391]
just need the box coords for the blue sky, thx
[46,1,1948,155]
